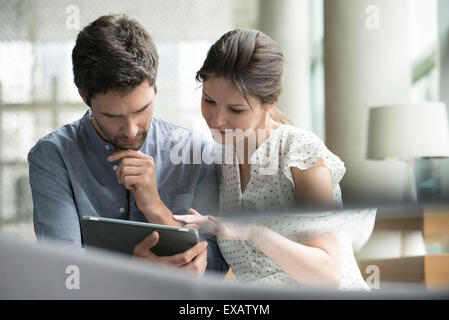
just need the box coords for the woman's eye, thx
[229,108,243,114]
[205,99,216,105]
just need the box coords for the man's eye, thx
[135,107,147,113]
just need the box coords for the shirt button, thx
[113,165,118,171]
[105,145,111,150]
[119,207,125,213]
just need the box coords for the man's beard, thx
[112,131,147,150]
[94,118,148,151]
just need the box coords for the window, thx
[0,0,233,236]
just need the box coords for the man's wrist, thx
[141,199,166,221]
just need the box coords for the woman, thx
[174,29,374,290]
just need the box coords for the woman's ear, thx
[264,97,278,113]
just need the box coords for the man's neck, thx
[90,117,111,143]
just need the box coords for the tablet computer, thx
[81,216,199,257]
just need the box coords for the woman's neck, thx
[236,118,282,165]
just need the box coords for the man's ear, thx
[78,89,89,106]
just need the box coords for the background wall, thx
[0,0,444,240]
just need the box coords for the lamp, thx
[367,102,449,258]
[367,102,449,203]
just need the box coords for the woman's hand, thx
[173,209,258,241]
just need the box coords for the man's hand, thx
[107,150,162,217]
[133,231,208,277]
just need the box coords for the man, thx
[28,15,228,276]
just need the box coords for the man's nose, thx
[122,118,139,138]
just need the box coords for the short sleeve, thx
[281,128,346,188]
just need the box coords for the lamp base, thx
[401,230,426,257]
[403,159,417,204]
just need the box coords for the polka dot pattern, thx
[216,125,376,291]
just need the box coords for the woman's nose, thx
[210,107,227,128]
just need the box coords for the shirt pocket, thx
[160,193,194,215]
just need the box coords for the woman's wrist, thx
[247,224,266,243]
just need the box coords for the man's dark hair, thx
[72,15,159,106]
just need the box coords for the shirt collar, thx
[80,109,156,157]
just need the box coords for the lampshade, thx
[367,102,449,160]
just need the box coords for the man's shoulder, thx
[28,117,84,158]
[151,117,211,147]
[152,116,195,135]
[150,117,216,175]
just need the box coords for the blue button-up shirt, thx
[28,110,228,274]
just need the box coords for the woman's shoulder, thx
[254,125,330,166]
[269,125,325,153]
[275,125,346,187]
[275,125,344,164]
